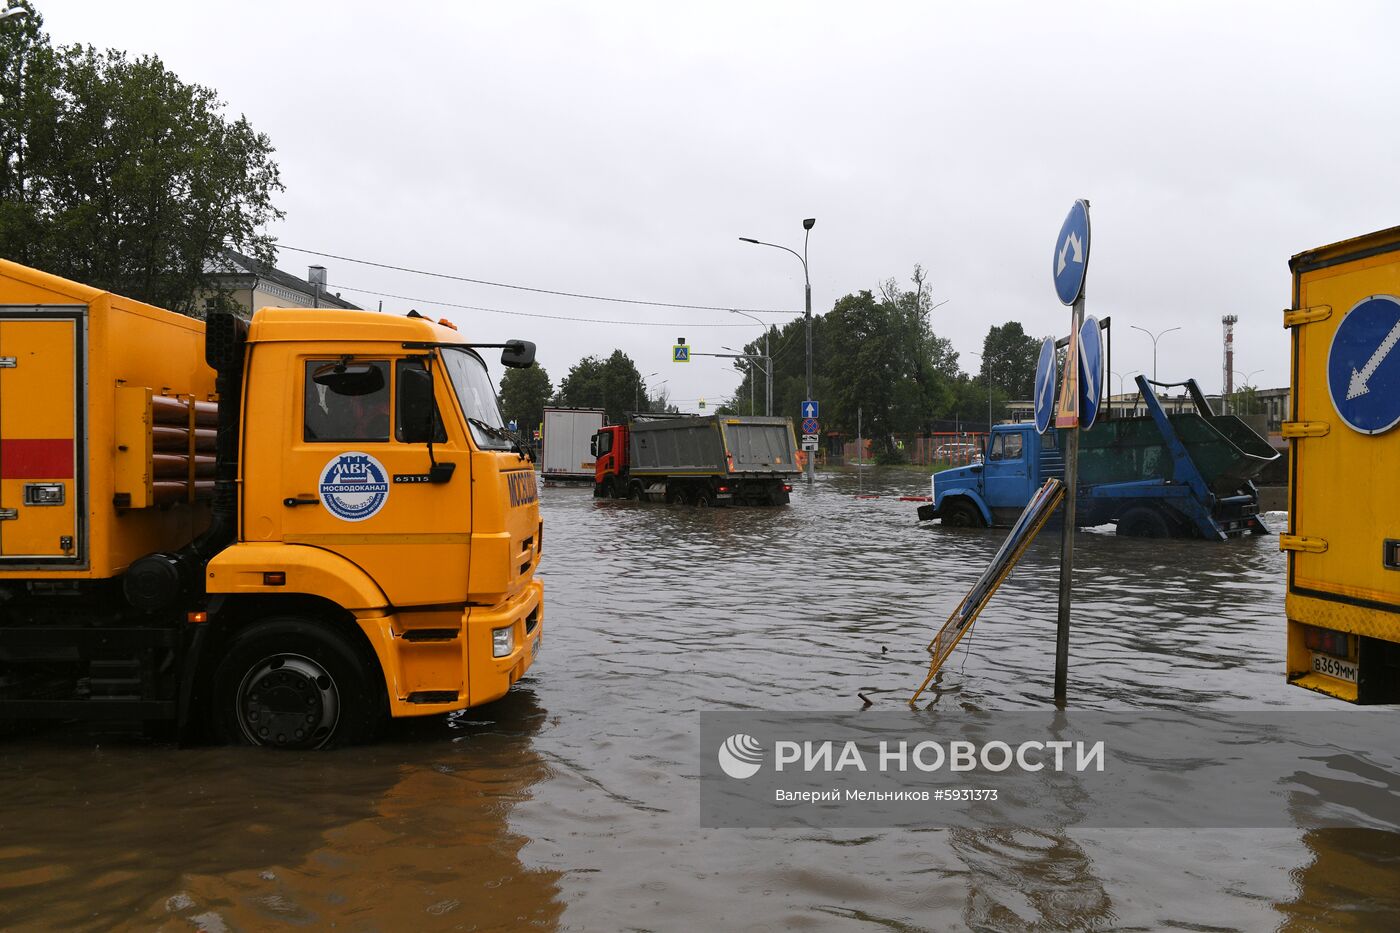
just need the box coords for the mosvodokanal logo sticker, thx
[319,452,389,522]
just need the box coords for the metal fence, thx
[826,432,988,466]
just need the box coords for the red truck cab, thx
[591,424,628,498]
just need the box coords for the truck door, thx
[242,354,472,606]
[982,429,1030,511]
[0,310,83,563]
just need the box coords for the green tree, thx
[499,364,552,435]
[979,322,1042,401]
[557,350,647,424]
[0,4,283,315]
[810,266,959,457]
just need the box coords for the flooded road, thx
[3,469,1397,930]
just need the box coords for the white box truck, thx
[542,407,605,483]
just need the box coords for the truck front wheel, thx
[212,617,383,749]
[941,500,984,528]
[1117,507,1171,538]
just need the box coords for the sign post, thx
[1051,199,1090,707]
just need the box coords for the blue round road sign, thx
[1052,200,1091,306]
[1078,315,1104,430]
[1033,336,1056,435]
[1328,294,1400,435]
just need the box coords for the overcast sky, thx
[40,1,1400,411]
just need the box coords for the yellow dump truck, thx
[1284,227,1400,702]
[0,260,543,746]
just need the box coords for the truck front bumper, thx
[356,578,544,718]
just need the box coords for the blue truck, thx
[916,376,1278,539]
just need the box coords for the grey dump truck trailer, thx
[591,414,800,506]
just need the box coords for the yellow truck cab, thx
[1284,227,1400,702]
[0,260,543,746]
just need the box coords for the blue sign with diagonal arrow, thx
[1033,336,1056,435]
[1328,294,1400,435]
[1052,200,1090,306]
[1078,315,1104,429]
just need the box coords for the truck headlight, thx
[492,626,515,658]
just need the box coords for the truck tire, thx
[690,488,713,508]
[941,499,984,528]
[768,487,789,506]
[629,481,646,501]
[598,478,615,499]
[665,487,685,505]
[212,617,383,750]
[1117,507,1171,538]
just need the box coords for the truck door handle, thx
[283,497,320,507]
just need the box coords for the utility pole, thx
[740,218,816,482]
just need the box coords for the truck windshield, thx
[440,348,512,451]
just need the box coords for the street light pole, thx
[637,371,658,412]
[967,350,994,435]
[740,217,816,484]
[721,346,761,414]
[1229,368,1264,415]
[1110,370,1142,416]
[1129,324,1181,384]
[730,309,771,416]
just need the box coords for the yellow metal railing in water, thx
[910,478,1065,705]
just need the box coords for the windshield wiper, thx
[466,417,508,439]
[468,417,527,455]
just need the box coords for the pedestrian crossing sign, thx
[673,345,690,363]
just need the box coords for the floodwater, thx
[2,469,1398,931]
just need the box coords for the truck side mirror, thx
[590,436,598,457]
[500,340,536,370]
[399,367,437,443]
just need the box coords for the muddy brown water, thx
[2,469,1397,931]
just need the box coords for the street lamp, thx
[740,217,816,484]
[1229,368,1264,415]
[1111,370,1142,417]
[637,371,658,412]
[0,7,30,21]
[1129,324,1181,384]
[966,350,995,434]
[721,346,759,415]
[730,309,771,416]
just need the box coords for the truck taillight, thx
[784,485,792,492]
[718,486,729,493]
[1303,624,1350,658]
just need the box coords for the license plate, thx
[1311,651,1357,683]
[531,634,542,661]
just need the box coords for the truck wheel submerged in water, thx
[941,499,985,528]
[211,617,384,749]
[1116,506,1172,538]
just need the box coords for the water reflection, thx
[0,689,562,930]
[2,467,1397,930]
